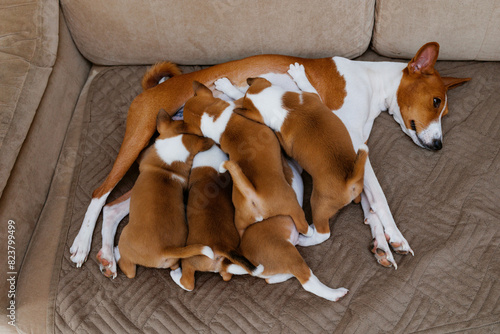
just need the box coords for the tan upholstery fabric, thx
[372,0,500,60]
[0,0,59,197]
[0,10,90,332]
[60,0,375,65]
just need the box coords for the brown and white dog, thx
[181,82,313,238]
[111,110,215,278]
[170,143,263,291]
[226,159,348,301]
[73,42,470,270]
[215,69,368,246]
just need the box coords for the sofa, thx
[1,0,499,332]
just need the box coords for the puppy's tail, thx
[162,244,214,260]
[219,161,261,207]
[221,253,264,276]
[347,144,369,203]
[142,61,182,91]
[219,249,263,275]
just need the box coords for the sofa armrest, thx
[0,5,90,333]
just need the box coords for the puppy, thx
[170,144,263,291]
[216,69,368,246]
[182,82,312,239]
[116,110,214,278]
[226,159,349,302]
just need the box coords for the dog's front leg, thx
[362,158,413,268]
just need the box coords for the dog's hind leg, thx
[97,190,131,278]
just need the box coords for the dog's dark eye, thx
[433,97,441,109]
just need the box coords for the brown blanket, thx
[52,53,500,333]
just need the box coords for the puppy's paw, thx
[170,268,192,291]
[214,78,234,93]
[97,248,117,279]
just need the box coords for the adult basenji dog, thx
[226,159,348,301]
[181,82,312,238]
[170,144,263,291]
[215,68,368,246]
[72,42,470,270]
[103,110,215,279]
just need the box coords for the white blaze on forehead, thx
[192,144,228,170]
[155,135,190,165]
[200,103,234,144]
[418,94,448,143]
[246,86,289,131]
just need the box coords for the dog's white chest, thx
[155,135,190,165]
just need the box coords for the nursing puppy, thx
[116,110,214,278]
[227,159,348,302]
[216,68,367,246]
[182,82,312,238]
[170,144,263,291]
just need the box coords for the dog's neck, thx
[332,57,407,144]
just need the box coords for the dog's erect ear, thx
[233,107,265,124]
[442,76,471,90]
[193,81,213,97]
[157,109,173,133]
[408,42,440,75]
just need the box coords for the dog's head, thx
[396,42,470,150]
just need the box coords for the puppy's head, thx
[396,42,470,150]
[183,81,229,133]
[232,77,271,124]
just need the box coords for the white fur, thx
[170,268,192,291]
[301,270,349,301]
[287,63,320,96]
[297,225,330,247]
[155,135,190,165]
[200,103,234,144]
[246,85,289,131]
[98,196,130,278]
[192,145,228,170]
[214,78,245,100]
[202,246,215,259]
[286,158,304,206]
[114,246,120,262]
[70,191,111,267]
[266,274,294,284]
[227,264,249,275]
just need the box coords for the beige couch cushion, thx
[0,0,59,197]
[372,0,500,60]
[60,0,375,65]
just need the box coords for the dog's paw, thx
[170,268,192,291]
[297,225,330,247]
[386,231,414,256]
[214,78,234,94]
[97,248,117,279]
[287,63,306,81]
[70,233,92,267]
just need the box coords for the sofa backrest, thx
[60,0,376,65]
[372,0,500,61]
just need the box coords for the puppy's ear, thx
[198,137,215,153]
[193,81,213,97]
[247,77,257,86]
[176,120,203,136]
[233,107,265,124]
[157,109,173,133]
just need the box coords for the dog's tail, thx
[219,160,261,209]
[142,61,182,91]
[162,244,214,260]
[347,144,369,203]
[218,249,264,276]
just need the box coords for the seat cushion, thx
[41,54,500,333]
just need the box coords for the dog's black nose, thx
[431,139,442,150]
